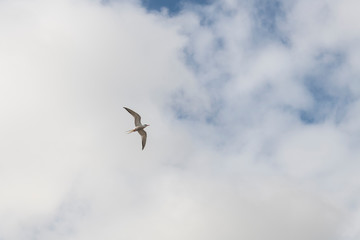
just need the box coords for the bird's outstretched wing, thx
[124,107,142,126]
[138,129,147,150]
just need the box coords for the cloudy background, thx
[1,0,360,239]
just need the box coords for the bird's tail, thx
[126,129,135,134]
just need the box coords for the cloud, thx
[0,0,359,239]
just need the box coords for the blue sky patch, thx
[142,0,210,14]
[251,0,290,46]
[299,50,350,124]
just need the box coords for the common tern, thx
[124,107,149,150]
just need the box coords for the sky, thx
[0,0,360,239]
[141,0,210,14]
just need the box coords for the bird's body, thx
[124,107,149,150]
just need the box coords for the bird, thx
[124,107,149,150]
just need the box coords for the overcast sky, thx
[1,0,360,239]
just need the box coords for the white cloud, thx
[0,0,359,239]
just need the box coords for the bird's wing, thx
[124,107,142,126]
[138,129,147,150]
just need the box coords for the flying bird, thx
[124,107,149,150]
